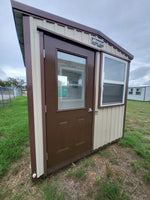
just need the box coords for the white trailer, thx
[128,86,150,101]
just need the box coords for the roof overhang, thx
[11,0,134,61]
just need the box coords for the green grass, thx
[96,178,130,200]
[95,168,130,200]
[144,172,150,183]
[120,100,150,183]
[0,96,29,177]
[106,166,113,178]
[99,150,105,157]
[65,162,87,179]
[66,158,95,179]
[42,181,66,200]
[130,161,138,173]
[0,98,150,199]
[79,157,96,168]
[0,99,12,108]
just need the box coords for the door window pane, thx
[57,51,86,110]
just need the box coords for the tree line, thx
[0,77,26,90]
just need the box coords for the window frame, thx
[128,88,133,95]
[136,88,141,95]
[99,53,128,107]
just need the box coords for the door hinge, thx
[46,152,48,160]
[45,105,47,113]
[43,49,45,58]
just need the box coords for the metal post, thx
[8,87,11,103]
[13,88,15,99]
[0,87,5,107]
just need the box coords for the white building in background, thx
[128,86,150,101]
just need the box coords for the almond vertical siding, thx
[29,16,128,177]
[94,106,125,150]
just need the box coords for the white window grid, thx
[100,53,128,107]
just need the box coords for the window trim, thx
[128,88,133,95]
[99,53,128,108]
[136,88,141,95]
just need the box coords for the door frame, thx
[39,29,97,177]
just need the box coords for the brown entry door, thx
[44,34,95,170]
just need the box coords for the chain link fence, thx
[0,86,22,108]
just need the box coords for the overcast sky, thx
[0,0,150,86]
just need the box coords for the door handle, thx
[88,108,93,112]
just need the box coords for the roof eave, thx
[11,0,134,60]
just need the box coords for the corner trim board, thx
[23,16,37,178]
[39,31,47,177]
[122,61,130,137]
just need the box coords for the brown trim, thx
[122,61,130,137]
[23,16,37,177]
[91,52,98,150]
[56,47,88,60]
[11,0,133,60]
[39,31,47,177]
[98,52,103,109]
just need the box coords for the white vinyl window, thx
[128,88,133,95]
[100,53,127,107]
[136,88,141,95]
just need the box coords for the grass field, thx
[120,100,150,183]
[0,96,29,177]
[0,99,150,199]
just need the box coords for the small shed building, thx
[128,86,150,101]
[11,1,133,178]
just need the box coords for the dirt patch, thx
[144,134,150,140]
[0,143,150,200]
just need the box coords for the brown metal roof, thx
[11,0,134,60]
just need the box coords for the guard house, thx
[11,1,134,178]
